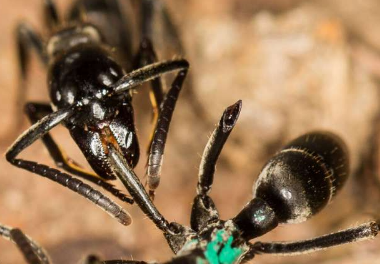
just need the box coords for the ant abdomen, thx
[253,132,349,224]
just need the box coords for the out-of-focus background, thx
[1,0,380,263]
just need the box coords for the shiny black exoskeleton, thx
[6,0,189,222]
[253,132,349,225]
[50,45,139,178]
[2,101,379,264]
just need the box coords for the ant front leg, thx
[111,59,189,199]
[5,107,132,225]
[24,102,133,203]
[137,0,189,153]
[146,70,188,199]
[108,71,190,228]
[191,101,242,231]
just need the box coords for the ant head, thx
[47,45,140,179]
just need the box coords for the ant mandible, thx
[6,0,187,224]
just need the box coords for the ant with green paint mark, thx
[2,100,379,264]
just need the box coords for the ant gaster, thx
[2,101,379,264]
[6,0,188,224]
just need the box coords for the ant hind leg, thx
[250,221,379,256]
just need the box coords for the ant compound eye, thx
[253,132,349,224]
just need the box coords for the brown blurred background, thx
[1,0,380,263]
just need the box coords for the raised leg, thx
[24,102,133,203]
[5,107,131,225]
[191,101,242,231]
[0,223,50,264]
[146,70,188,199]
[197,100,242,195]
[250,221,379,256]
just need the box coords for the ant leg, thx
[137,0,187,110]
[139,0,207,133]
[43,0,60,32]
[24,102,133,203]
[146,70,188,199]
[16,23,48,77]
[3,24,48,141]
[111,60,189,197]
[0,223,50,264]
[5,108,132,225]
[197,100,242,195]
[107,144,171,232]
[133,39,164,152]
[111,59,189,94]
[140,0,184,56]
[250,221,379,256]
[10,229,44,264]
[191,101,242,231]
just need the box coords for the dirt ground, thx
[1,0,380,264]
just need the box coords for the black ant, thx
[6,0,188,223]
[2,101,379,264]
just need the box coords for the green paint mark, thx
[219,236,243,264]
[205,231,223,264]
[204,230,243,264]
